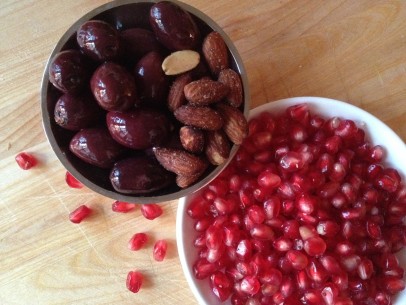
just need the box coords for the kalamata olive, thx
[91,62,139,111]
[110,156,174,194]
[134,51,169,105]
[77,20,120,61]
[69,128,125,168]
[119,28,163,62]
[107,108,171,150]
[54,92,103,131]
[48,49,91,93]
[149,1,200,51]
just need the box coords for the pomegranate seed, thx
[251,131,272,150]
[302,289,324,305]
[111,201,135,213]
[289,124,308,142]
[65,171,83,188]
[335,241,356,256]
[299,225,317,240]
[250,224,275,240]
[283,220,300,239]
[194,258,217,279]
[341,254,361,273]
[128,233,148,251]
[307,259,328,283]
[240,275,261,295]
[236,239,253,261]
[210,271,232,301]
[273,237,293,252]
[382,276,405,295]
[140,203,162,220]
[357,258,374,280]
[15,152,37,170]
[213,196,236,215]
[153,240,167,262]
[206,225,224,249]
[317,220,340,237]
[257,170,281,189]
[324,135,342,154]
[375,291,391,305]
[319,255,342,274]
[286,103,310,126]
[247,205,266,224]
[296,269,311,291]
[263,197,281,219]
[126,271,143,293]
[334,119,358,139]
[69,205,92,223]
[280,276,295,298]
[279,152,304,172]
[286,250,308,270]
[296,194,316,214]
[303,236,326,256]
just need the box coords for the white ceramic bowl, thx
[176,96,406,305]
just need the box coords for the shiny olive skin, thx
[54,92,103,131]
[106,108,171,150]
[48,49,91,93]
[119,28,162,62]
[77,20,120,61]
[110,156,174,194]
[149,1,200,51]
[91,62,139,111]
[134,51,169,105]
[69,128,125,168]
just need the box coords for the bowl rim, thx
[40,0,250,203]
[176,96,406,305]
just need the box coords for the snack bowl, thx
[41,0,249,203]
[176,97,406,305]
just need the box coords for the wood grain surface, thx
[1,1,405,304]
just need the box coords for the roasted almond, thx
[216,103,248,145]
[179,126,205,153]
[174,105,223,130]
[218,68,243,107]
[167,73,192,111]
[184,79,229,106]
[153,147,208,177]
[202,31,229,76]
[162,50,200,75]
[176,173,202,188]
[205,130,231,165]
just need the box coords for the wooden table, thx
[1,1,405,304]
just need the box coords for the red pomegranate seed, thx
[126,271,143,293]
[316,220,340,237]
[382,276,406,295]
[236,239,253,261]
[210,271,233,301]
[15,152,37,170]
[128,233,148,251]
[65,171,83,188]
[111,201,135,213]
[302,289,324,305]
[303,236,326,256]
[324,135,342,154]
[286,103,310,126]
[357,258,374,280]
[247,205,266,224]
[341,254,361,273]
[289,124,308,143]
[286,250,308,270]
[375,291,391,305]
[279,152,304,172]
[257,170,281,189]
[250,224,275,240]
[251,131,272,150]
[140,203,162,220]
[153,240,167,262]
[307,259,328,283]
[69,205,92,223]
[240,275,261,295]
[206,225,224,249]
[273,237,293,252]
[296,194,316,214]
[296,269,311,291]
[319,255,342,274]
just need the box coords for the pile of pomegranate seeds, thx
[69,204,92,223]
[15,152,37,170]
[65,171,83,188]
[188,103,406,305]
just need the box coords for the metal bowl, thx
[41,0,249,203]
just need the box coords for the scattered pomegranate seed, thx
[153,240,167,262]
[69,205,92,223]
[112,201,136,213]
[15,152,37,170]
[126,271,143,293]
[186,103,406,303]
[128,233,148,251]
[140,203,162,220]
[65,171,83,188]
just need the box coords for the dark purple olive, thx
[69,128,125,168]
[119,28,163,62]
[77,20,120,61]
[91,62,139,111]
[110,156,174,194]
[48,49,91,93]
[54,92,103,131]
[106,109,171,150]
[149,1,200,51]
[134,51,169,105]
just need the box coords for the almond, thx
[216,103,248,145]
[205,130,231,165]
[202,31,229,76]
[174,105,223,130]
[167,73,192,111]
[184,79,229,106]
[179,126,205,153]
[162,50,200,75]
[218,68,243,107]
[176,173,202,188]
[153,147,208,177]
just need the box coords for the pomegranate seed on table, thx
[153,239,167,262]
[126,270,143,293]
[185,103,406,303]
[140,203,162,220]
[112,201,136,213]
[15,152,37,170]
[69,204,92,223]
[128,233,148,251]
[65,171,83,188]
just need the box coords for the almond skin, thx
[205,130,231,165]
[174,105,223,130]
[153,147,208,177]
[218,68,243,107]
[202,31,229,76]
[167,73,192,111]
[216,103,248,145]
[179,126,205,153]
[184,79,229,106]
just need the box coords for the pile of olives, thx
[47,1,241,196]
